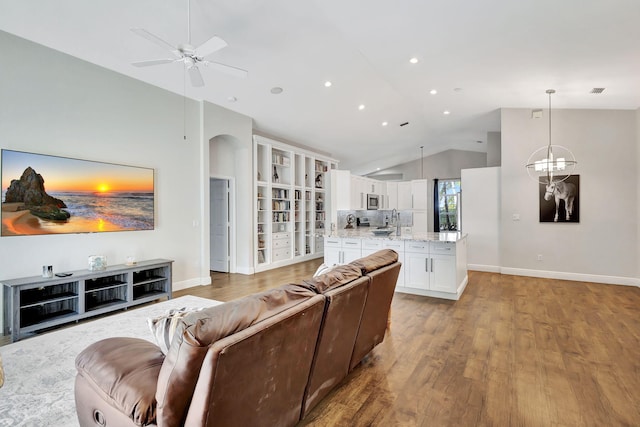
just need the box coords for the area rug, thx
[0,295,221,427]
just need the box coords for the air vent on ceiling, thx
[590,88,605,94]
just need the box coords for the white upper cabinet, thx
[397,181,412,209]
[411,179,428,210]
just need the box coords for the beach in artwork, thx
[1,150,154,236]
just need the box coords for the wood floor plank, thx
[8,260,637,426]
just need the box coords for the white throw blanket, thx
[0,295,221,427]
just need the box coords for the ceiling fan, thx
[131,0,248,87]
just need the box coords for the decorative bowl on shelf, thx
[371,229,394,236]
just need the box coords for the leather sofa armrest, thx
[75,337,164,426]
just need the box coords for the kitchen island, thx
[324,229,468,300]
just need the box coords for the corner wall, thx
[203,102,254,275]
[500,108,638,284]
[0,31,254,329]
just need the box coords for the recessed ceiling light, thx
[270,87,283,94]
[443,110,451,115]
[377,167,381,171]
[324,81,332,87]
[227,96,237,102]
[382,121,388,126]
[358,104,365,110]
[429,89,437,95]
[409,57,419,64]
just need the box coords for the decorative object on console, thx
[1,149,154,236]
[88,255,107,271]
[539,174,579,223]
[42,265,53,278]
[345,213,355,229]
[526,89,577,184]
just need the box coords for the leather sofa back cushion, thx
[155,284,317,427]
[349,249,398,274]
[300,263,362,293]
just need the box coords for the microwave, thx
[366,193,380,210]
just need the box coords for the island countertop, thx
[324,229,466,243]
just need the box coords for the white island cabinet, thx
[324,231,468,300]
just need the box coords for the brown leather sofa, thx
[74,249,400,427]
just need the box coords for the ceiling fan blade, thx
[187,65,205,87]
[202,61,248,78]
[195,35,228,58]
[132,59,177,67]
[131,28,181,58]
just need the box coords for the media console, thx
[2,259,172,342]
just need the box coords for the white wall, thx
[0,31,254,329]
[501,108,638,284]
[369,149,487,231]
[637,108,640,278]
[203,104,254,274]
[461,167,501,271]
[486,132,501,167]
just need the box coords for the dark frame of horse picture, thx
[539,174,579,223]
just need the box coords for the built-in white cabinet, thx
[401,238,467,299]
[411,179,429,210]
[397,181,412,209]
[386,182,398,210]
[350,175,366,210]
[254,135,338,272]
[412,210,428,233]
[324,237,362,264]
[323,234,467,300]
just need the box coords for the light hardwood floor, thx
[178,261,640,427]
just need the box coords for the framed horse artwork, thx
[539,175,580,223]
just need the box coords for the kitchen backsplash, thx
[335,210,414,230]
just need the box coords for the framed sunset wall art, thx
[1,149,154,236]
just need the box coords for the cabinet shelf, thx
[3,259,173,341]
[21,309,77,329]
[20,282,78,306]
[86,280,127,292]
[254,135,336,272]
[20,292,77,309]
[86,298,127,312]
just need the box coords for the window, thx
[437,179,461,231]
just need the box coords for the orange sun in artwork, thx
[97,183,110,193]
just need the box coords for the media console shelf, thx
[2,259,172,342]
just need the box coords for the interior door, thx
[210,179,229,272]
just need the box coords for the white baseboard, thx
[468,264,639,287]
[499,267,640,287]
[235,266,254,275]
[173,276,210,292]
[468,264,501,273]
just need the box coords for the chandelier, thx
[526,89,577,184]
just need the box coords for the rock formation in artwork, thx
[4,167,71,220]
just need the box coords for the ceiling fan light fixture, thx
[130,0,247,87]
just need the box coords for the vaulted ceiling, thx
[1,0,639,173]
